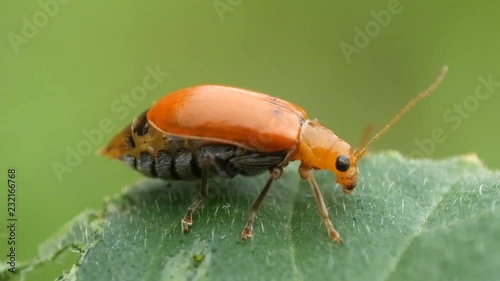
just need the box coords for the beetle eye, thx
[335,155,350,172]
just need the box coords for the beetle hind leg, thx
[241,167,283,241]
[182,155,213,233]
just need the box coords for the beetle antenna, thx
[357,124,375,152]
[354,65,449,162]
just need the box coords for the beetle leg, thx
[182,155,213,233]
[241,167,283,241]
[305,170,343,243]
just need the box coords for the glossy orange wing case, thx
[147,85,308,152]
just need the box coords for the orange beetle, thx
[101,66,448,242]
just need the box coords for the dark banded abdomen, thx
[120,144,288,181]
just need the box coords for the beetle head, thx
[295,120,359,193]
[329,151,359,194]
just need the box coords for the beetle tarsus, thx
[182,194,205,233]
[181,213,194,233]
[241,225,253,241]
[241,210,257,240]
[326,221,343,243]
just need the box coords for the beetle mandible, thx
[101,66,448,242]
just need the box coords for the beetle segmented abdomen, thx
[174,150,199,181]
[137,152,156,177]
[119,143,288,181]
[122,149,201,181]
[155,150,174,179]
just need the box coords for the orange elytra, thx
[101,66,448,242]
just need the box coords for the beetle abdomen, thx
[121,149,199,180]
[121,145,287,181]
[102,108,289,180]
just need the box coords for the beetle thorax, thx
[292,120,358,191]
[292,120,343,168]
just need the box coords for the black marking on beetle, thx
[190,153,202,179]
[272,108,282,115]
[132,110,149,136]
[137,151,156,177]
[198,145,239,179]
[125,135,136,148]
[228,151,287,177]
[175,150,197,180]
[169,151,182,180]
[155,150,173,179]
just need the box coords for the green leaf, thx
[0,211,102,281]
[4,152,500,281]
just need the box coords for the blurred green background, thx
[1,0,499,280]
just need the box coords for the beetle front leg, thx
[301,168,343,243]
[241,167,283,241]
[182,155,213,233]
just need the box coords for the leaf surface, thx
[4,152,499,281]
